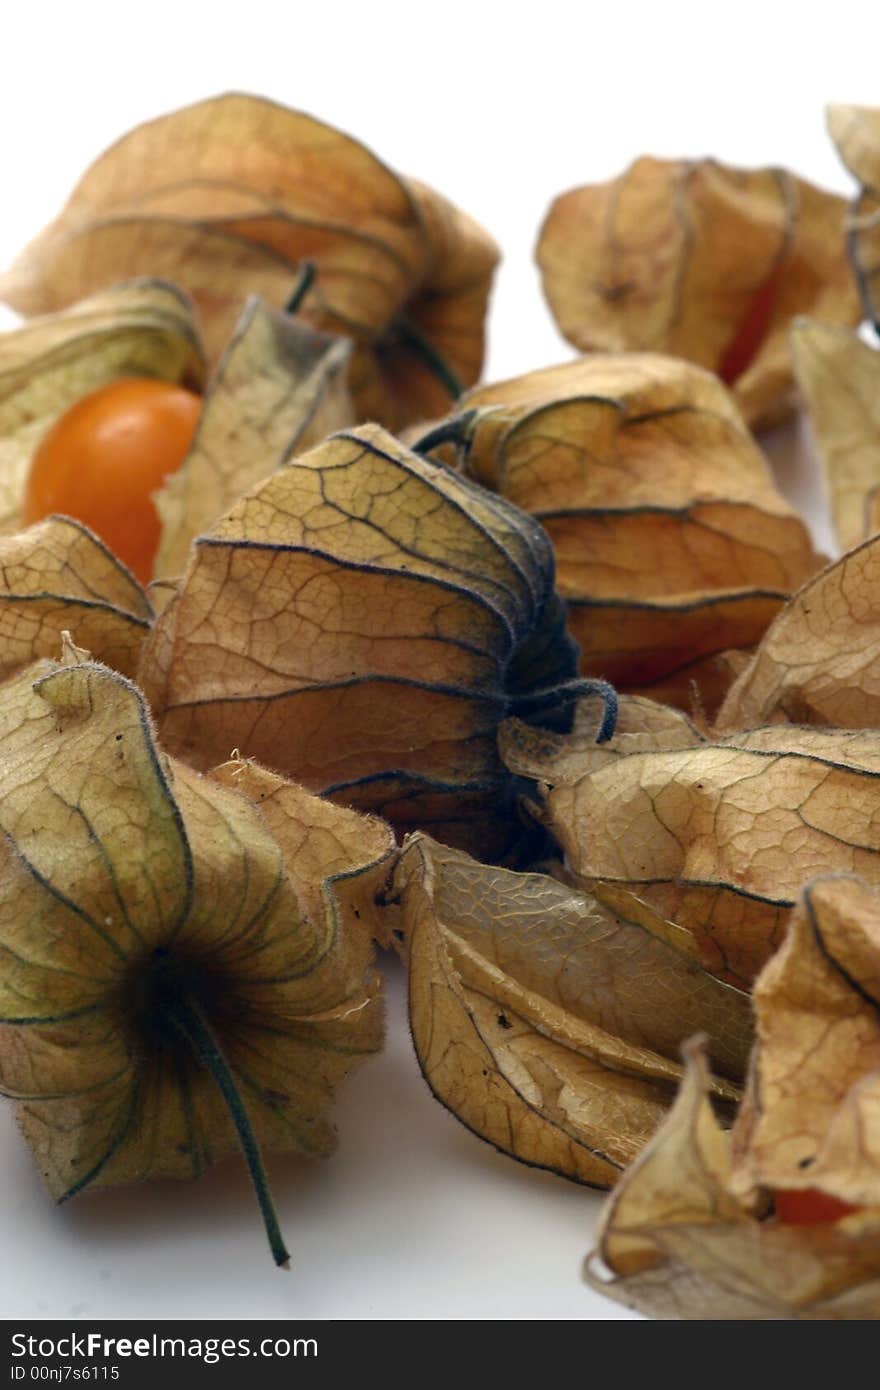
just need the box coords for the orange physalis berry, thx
[23,377,201,584]
[774,1187,858,1226]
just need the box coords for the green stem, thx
[393,314,464,401]
[165,992,290,1269]
[285,261,317,316]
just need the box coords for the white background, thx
[0,0,873,1322]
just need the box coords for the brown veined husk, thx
[385,833,750,1188]
[0,651,395,1261]
[714,529,880,734]
[152,295,354,580]
[535,156,859,430]
[790,319,880,553]
[509,698,880,989]
[586,876,880,1320]
[0,517,152,680]
[0,93,499,430]
[827,104,880,324]
[0,279,204,537]
[417,354,822,716]
[137,422,592,862]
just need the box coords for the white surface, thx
[0,961,636,1321]
[0,0,871,1321]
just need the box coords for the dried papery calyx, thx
[535,156,859,429]
[415,355,822,715]
[0,93,499,430]
[0,653,394,1265]
[790,318,880,553]
[715,529,880,733]
[385,834,750,1186]
[587,877,880,1320]
[138,423,615,860]
[0,517,152,680]
[152,292,354,579]
[827,104,880,325]
[506,696,880,989]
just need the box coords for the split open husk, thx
[536,157,859,429]
[587,876,880,1320]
